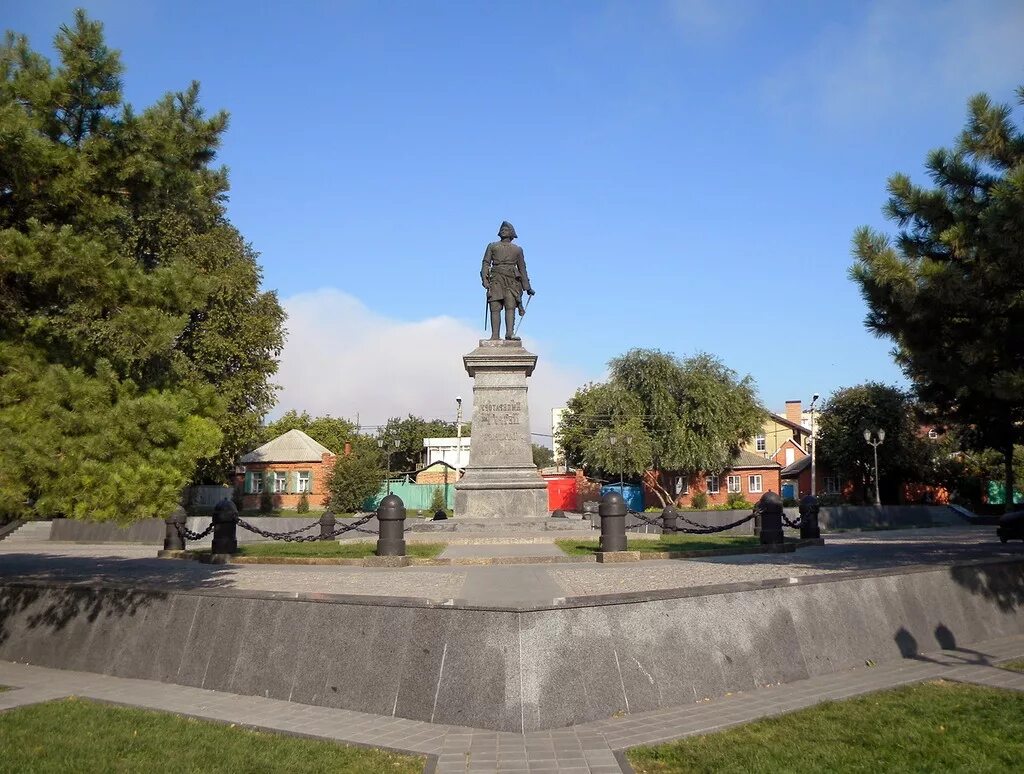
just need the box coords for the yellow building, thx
[742,400,812,464]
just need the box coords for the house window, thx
[252,473,263,494]
[273,472,287,493]
[727,475,741,494]
[825,476,840,495]
[706,474,720,494]
[755,433,766,452]
[674,477,689,495]
[785,447,795,466]
[749,475,763,493]
[297,471,311,493]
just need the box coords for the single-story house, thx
[235,429,336,510]
[643,450,783,508]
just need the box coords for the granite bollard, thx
[661,506,678,534]
[163,506,187,551]
[755,491,784,545]
[799,494,821,540]
[599,491,627,553]
[211,499,238,554]
[318,510,336,541]
[376,494,406,556]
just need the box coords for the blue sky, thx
[7,1,1024,433]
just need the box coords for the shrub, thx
[259,486,274,513]
[296,493,310,513]
[727,492,752,510]
[783,497,799,508]
[691,490,708,510]
[429,486,446,513]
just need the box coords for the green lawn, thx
[233,541,445,559]
[556,535,759,556]
[999,658,1024,673]
[0,697,423,773]
[628,681,1024,774]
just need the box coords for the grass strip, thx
[234,541,445,559]
[556,535,759,556]
[628,681,1024,774]
[0,697,423,773]
[999,658,1024,673]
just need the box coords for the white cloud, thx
[762,0,1024,127]
[667,0,752,37]
[272,288,587,440]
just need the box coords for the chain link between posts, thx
[236,512,380,542]
[627,509,757,534]
[174,522,214,541]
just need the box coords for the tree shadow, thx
[0,551,236,647]
[949,560,1024,612]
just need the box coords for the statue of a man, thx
[481,221,535,340]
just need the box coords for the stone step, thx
[2,521,53,543]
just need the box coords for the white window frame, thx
[727,475,741,494]
[273,472,287,494]
[706,474,720,494]
[252,472,263,494]
[825,476,840,495]
[927,429,938,439]
[749,475,763,493]
[675,477,689,495]
[297,471,311,493]
[755,434,766,452]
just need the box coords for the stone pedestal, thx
[454,340,549,519]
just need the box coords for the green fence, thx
[363,482,454,512]
[987,481,1024,506]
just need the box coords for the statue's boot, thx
[505,335,521,341]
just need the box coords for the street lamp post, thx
[809,393,819,497]
[863,428,886,505]
[608,434,633,497]
[378,438,400,495]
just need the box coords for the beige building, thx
[742,400,812,461]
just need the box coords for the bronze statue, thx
[481,221,535,340]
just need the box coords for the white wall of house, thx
[424,437,471,468]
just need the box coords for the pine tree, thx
[0,12,284,521]
[851,86,1024,510]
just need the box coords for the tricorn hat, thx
[498,221,518,239]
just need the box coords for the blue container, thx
[600,483,644,512]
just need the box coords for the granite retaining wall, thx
[1,557,1021,731]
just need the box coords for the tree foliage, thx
[326,449,385,513]
[850,85,1024,509]
[379,415,460,473]
[261,410,358,457]
[532,443,554,468]
[0,12,284,521]
[556,349,765,505]
[816,383,928,503]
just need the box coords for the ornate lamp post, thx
[863,428,886,505]
[378,437,400,495]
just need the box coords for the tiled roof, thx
[240,429,335,464]
[731,449,782,469]
[781,455,812,477]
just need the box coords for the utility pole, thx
[809,393,819,497]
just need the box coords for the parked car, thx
[996,510,1024,543]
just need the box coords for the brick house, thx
[779,456,843,501]
[236,429,336,510]
[742,402,812,462]
[645,450,782,508]
[413,461,463,486]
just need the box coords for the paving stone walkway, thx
[3,634,1024,773]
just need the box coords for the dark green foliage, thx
[0,12,284,521]
[690,490,709,510]
[379,415,459,473]
[532,443,555,468]
[556,349,765,506]
[261,411,358,456]
[726,492,752,510]
[296,492,309,513]
[851,85,1024,511]
[429,486,446,513]
[326,448,385,513]
[258,484,274,514]
[816,383,929,504]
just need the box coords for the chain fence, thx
[627,509,757,535]
[236,512,379,542]
[174,522,214,541]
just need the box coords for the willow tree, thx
[851,86,1024,510]
[556,349,764,505]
